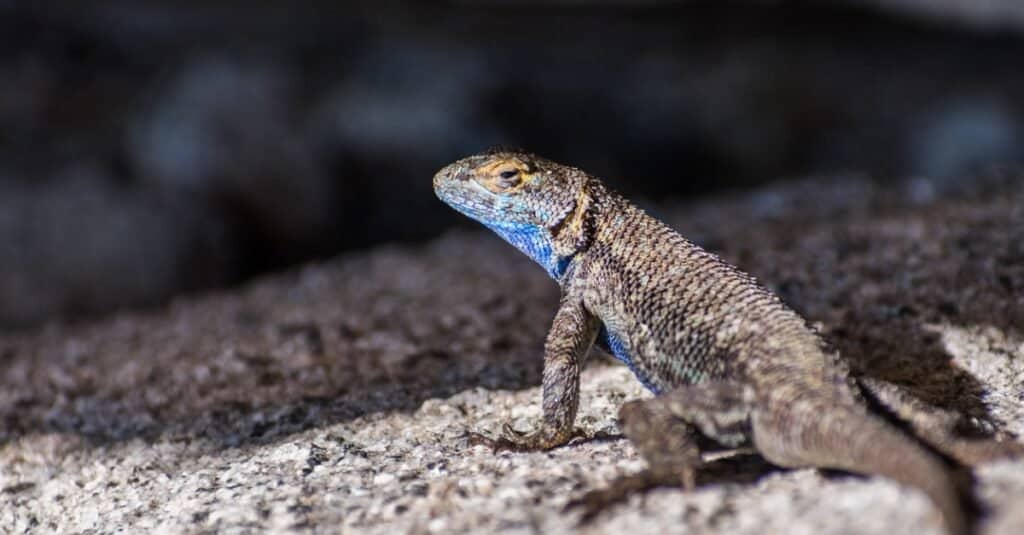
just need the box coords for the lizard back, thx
[573,182,842,395]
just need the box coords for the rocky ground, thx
[2,174,1023,534]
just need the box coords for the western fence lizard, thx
[433,150,1021,535]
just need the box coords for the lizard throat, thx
[483,221,572,280]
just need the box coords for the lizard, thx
[432,149,1022,535]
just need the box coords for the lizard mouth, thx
[432,161,479,191]
[433,160,490,194]
[434,169,536,236]
[432,164,457,191]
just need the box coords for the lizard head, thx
[433,150,592,279]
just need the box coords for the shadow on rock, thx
[0,235,556,454]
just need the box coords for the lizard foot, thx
[466,424,596,452]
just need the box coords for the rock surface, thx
[2,175,1023,534]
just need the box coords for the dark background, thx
[2,0,1023,329]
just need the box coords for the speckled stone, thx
[2,175,1022,534]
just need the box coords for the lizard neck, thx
[481,180,598,281]
[548,179,596,260]
[482,220,574,280]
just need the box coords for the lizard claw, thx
[501,423,528,438]
[465,428,545,452]
[466,430,513,452]
[465,426,599,452]
[568,427,621,445]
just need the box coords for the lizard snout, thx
[433,163,469,192]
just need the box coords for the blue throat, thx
[485,221,572,280]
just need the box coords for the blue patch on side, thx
[485,222,570,280]
[600,327,661,394]
[554,256,572,277]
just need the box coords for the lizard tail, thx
[753,402,971,535]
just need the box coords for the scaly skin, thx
[433,150,1022,535]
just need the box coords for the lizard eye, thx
[474,159,528,193]
[494,166,522,189]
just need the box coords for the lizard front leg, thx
[469,294,601,452]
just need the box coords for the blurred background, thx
[1,0,1022,329]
